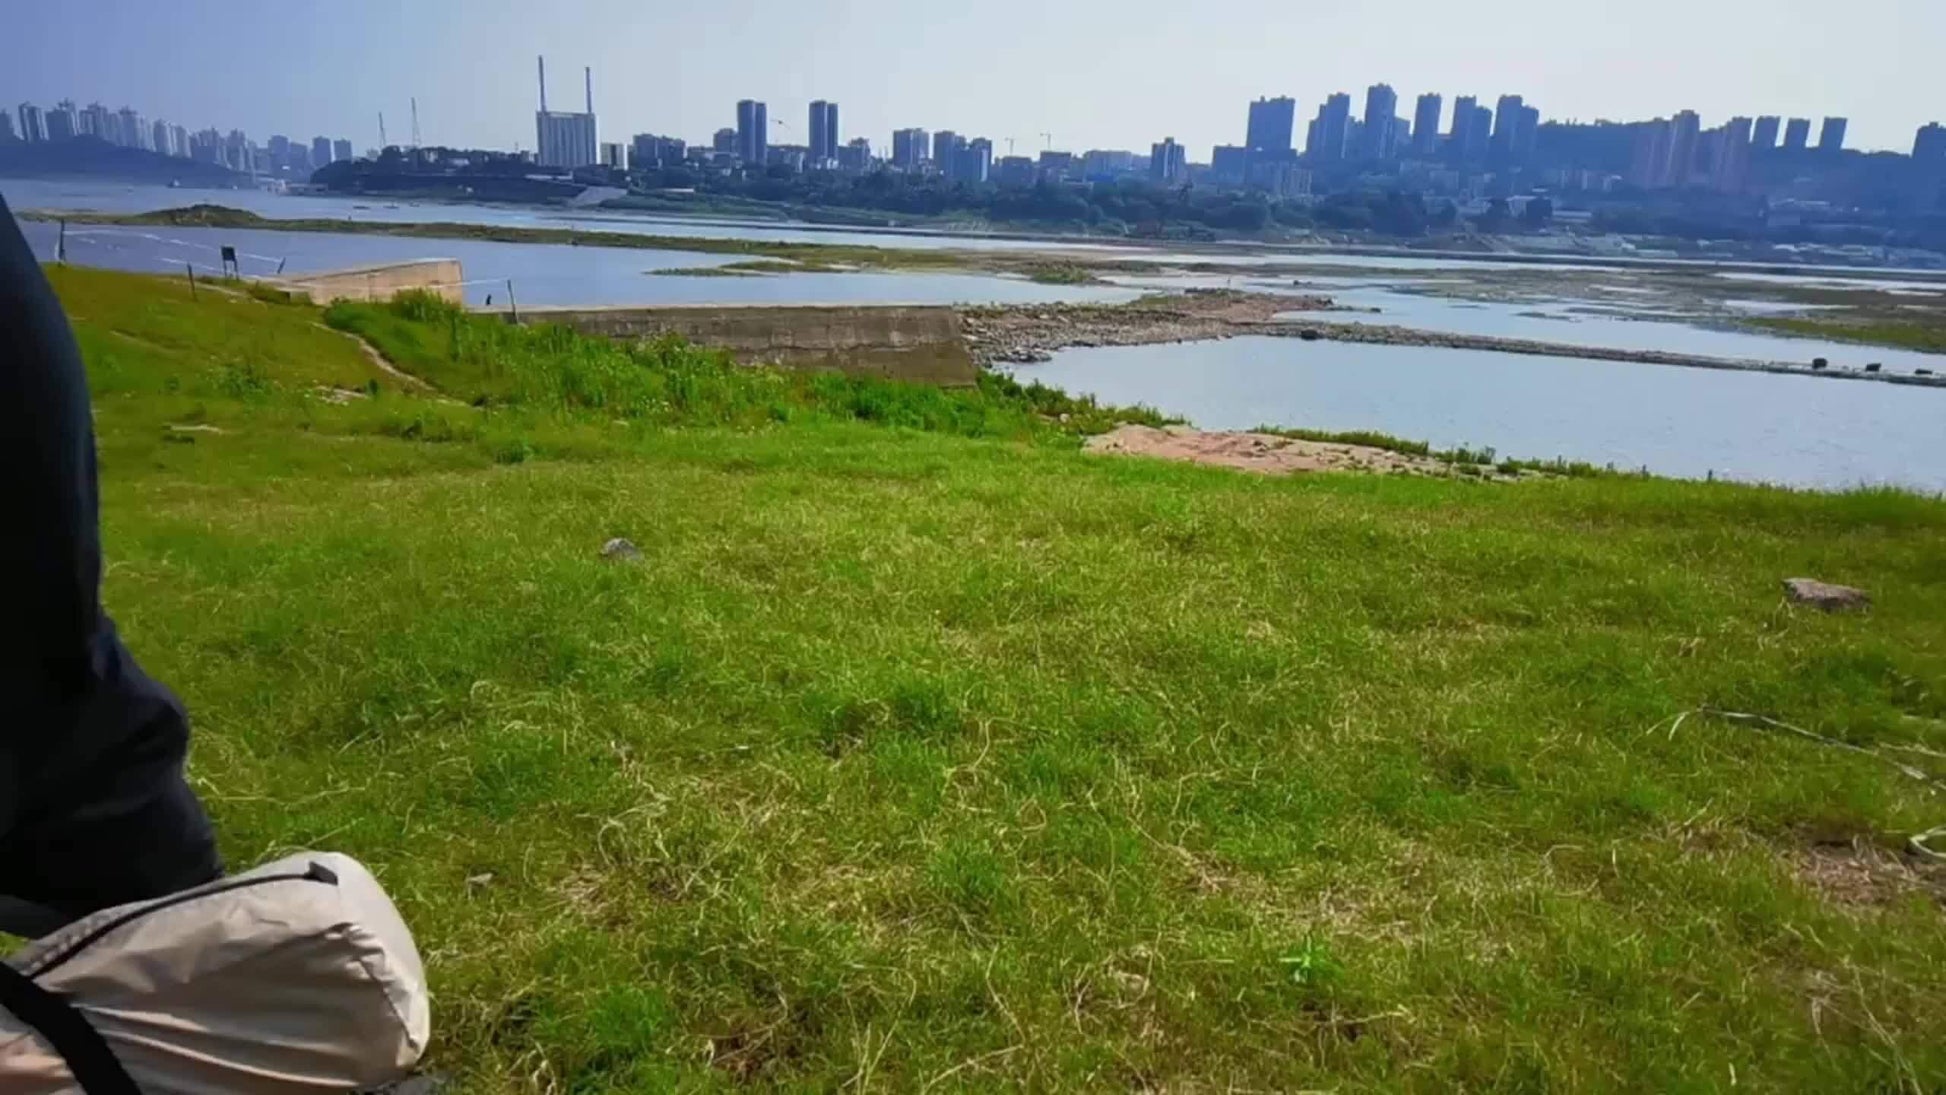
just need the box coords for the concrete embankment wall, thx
[518,304,978,386]
[270,259,464,306]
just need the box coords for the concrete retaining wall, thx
[519,304,978,386]
[270,259,463,305]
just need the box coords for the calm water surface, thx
[14,220,1142,308]
[1014,337,1946,492]
[1319,286,1946,373]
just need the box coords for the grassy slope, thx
[57,266,1946,1092]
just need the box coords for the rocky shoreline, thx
[958,291,1946,388]
[958,290,1331,365]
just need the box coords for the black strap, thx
[0,961,139,1094]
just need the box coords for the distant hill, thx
[0,136,243,187]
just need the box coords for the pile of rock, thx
[959,291,1335,367]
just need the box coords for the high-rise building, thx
[224,130,251,174]
[952,137,992,183]
[1467,105,1493,162]
[1309,93,1352,160]
[891,128,928,170]
[1513,104,1540,163]
[0,109,13,143]
[1362,83,1398,159]
[1450,95,1479,161]
[189,128,219,163]
[1491,95,1525,160]
[333,138,353,162]
[79,103,111,143]
[1713,116,1752,193]
[932,130,962,164]
[1665,110,1701,187]
[1818,117,1847,153]
[735,99,768,165]
[311,136,332,167]
[1629,118,1673,188]
[808,100,839,162]
[1783,117,1811,151]
[171,125,189,159]
[268,134,291,166]
[118,108,147,150]
[1038,149,1075,179]
[1915,123,1946,161]
[1412,93,1443,157]
[1081,149,1139,179]
[1150,137,1187,183]
[1246,96,1296,154]
[154,120,175,157]
[533,57,599,169]
[712,128,736,154]
[46,100,76,141]
[1211,145,1250,184]
[838,137,873,172]
[1752,115,1780,150]
[16,103,46,143]
[629,134,685,170]
[994,156,1035,186]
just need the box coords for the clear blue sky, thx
[5,0,1939,155]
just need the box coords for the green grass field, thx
[53,266,1946,1091]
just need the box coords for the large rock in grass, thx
[600,538,643,563]
[1783,578,1870,611]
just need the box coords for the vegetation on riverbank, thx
[1254,426,1614,478]
[1741,282,1946,356]
[50,264,1946,1091]
[1021,262,1104,285]
[1751,315,1946,356]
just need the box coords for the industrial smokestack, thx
[537,55,547,113]
[584,66,592,115]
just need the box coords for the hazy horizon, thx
[5,0,1940,157]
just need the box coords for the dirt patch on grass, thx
[1084,424,1455,477]
[1792,840,1946,910]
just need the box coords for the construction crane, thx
[1039,132,1053,150]
[1004,137,1015,155]
[410,97,421,149]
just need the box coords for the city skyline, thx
[2,0,1941,161]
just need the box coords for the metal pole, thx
[506,279,518,323]
[57,219,66,263]
[185,264,197,299]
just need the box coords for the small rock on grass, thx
[600,538,643,562]
[1783,578,1870,611]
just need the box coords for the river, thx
[1013,337,1946,493]
[12,220,1143,309]
[13,178,1944,491]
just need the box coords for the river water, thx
[12,179,1943,491]
[1015,337,1946,493]
[12,220,1143,309]
[0,177,1121,255]
[1313,284,1946,373]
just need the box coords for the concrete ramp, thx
[268,259,463,305]
[519,304,978,386]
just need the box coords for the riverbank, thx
[16,203,1166,279]
[961,290,1330,363]
[54,264,1946,1092]
[957,291,1946,385]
